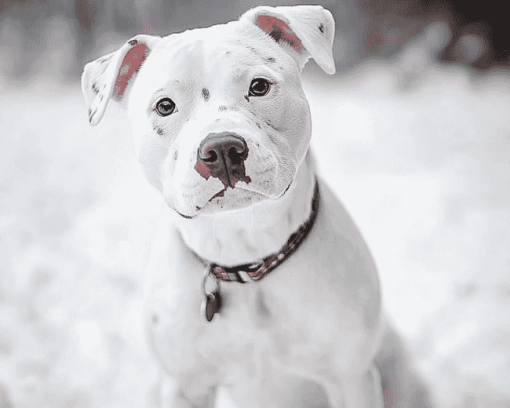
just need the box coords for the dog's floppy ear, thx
[240,5,335,74]
[81,34,161,126]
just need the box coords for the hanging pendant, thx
[201,266,221,322]
[202,290,221,322]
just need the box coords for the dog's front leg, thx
[323,365,384,408]
[154,372,217,408]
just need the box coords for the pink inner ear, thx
[256,15,302,52]
[113,43,150,100]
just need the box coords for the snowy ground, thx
[1,53,510,407]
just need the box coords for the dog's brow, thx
[148,81,185,107]
[232,70,247,85]
[148,88,167,106]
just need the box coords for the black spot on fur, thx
[255,122,262,129]
[218,106,227,111]
[225,51,231,56]
[153,125,164,136]
[128,39,138,46]
[244,95,250,102]
[202,88,210,101]
[268,29,283,43]
[266,57,276,63]
[173,150,178,160]
[319,23,325,33]
[92,83,99,94]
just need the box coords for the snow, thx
[1,54,510,407]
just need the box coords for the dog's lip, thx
[206,181,293,203]
[206,185,263,202]
[208,188,227,202]
[278,181,292,198]
[175,209,196,219]
[176,182,293,218]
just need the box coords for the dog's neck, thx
[175,151,316,267]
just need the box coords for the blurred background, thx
[1,0,509,407]
[1,0,510,81]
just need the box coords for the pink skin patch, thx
[256,15,303,52]
[194,154,252,190]
[195,158,211,180]
[113,43,150,100]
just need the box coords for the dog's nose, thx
[195,133,250,188]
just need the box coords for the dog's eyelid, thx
[150,93,167,106]
[250,74,275,83]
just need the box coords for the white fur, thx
[82,5,433,408]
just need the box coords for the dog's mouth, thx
[203,186,264,210]
[175,180,293,220]
[209,188,227,201]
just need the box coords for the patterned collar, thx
[196,180,320,283]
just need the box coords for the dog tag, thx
[202,290,221,322]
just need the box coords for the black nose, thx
[195,133,250,188]
[199,134,248,164]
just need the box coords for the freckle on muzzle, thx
[194,133,252,188]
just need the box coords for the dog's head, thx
[82,5,335,219]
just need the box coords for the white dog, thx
[82,5,433,408]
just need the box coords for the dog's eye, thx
[155,98,176,116]
[248,78,271,97]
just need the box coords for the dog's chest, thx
[145,262,336,381]
[144,187,381,380]
[148,282,284,377]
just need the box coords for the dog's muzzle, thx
[194,132,252,189]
